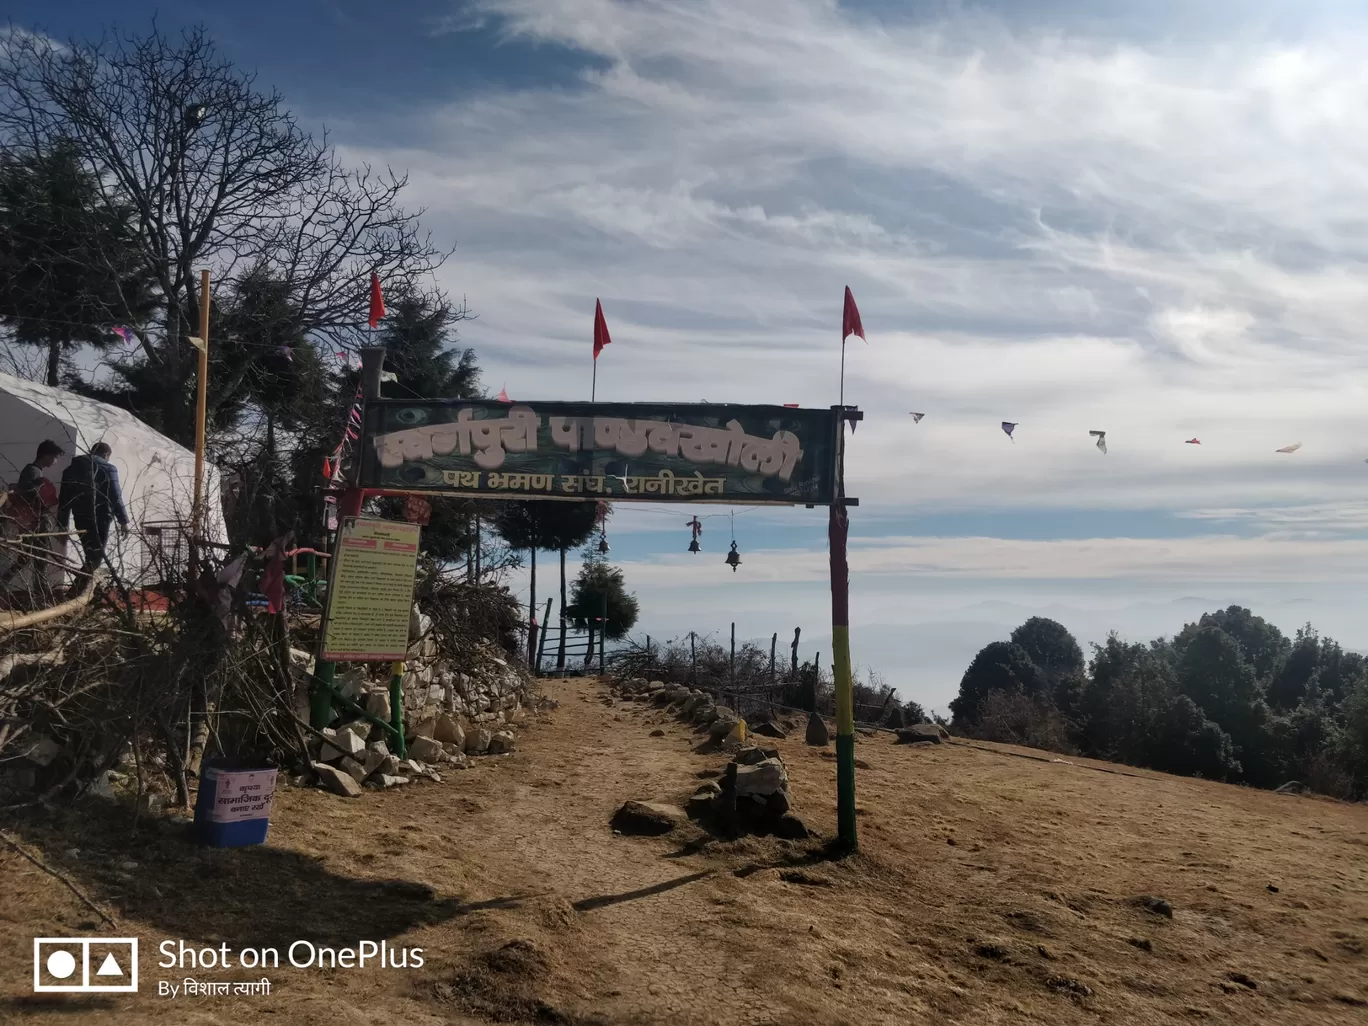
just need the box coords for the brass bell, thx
[725,540,741,571]
[598,533,610,554]
[688,539,701,554]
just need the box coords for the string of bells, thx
[682,514,742,571]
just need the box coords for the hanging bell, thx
[688,538,701,554]
[598,533,610,554]
[724,540,741,571]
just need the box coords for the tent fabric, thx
[0,370,228,590]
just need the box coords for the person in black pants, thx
[58,441,129,580]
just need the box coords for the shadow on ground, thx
[8,797,497,950]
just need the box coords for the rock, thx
[338,756,369,784]
[649,728,666,737]
[87,770,123,799]
[377,754,401,776]
[135,793,164,816]
[805,713,830,746]
[360,749,388,779]
[367,740,391,758]
[315,763,363,797]
[407,712,438,741]
[19,736,62,767]
[444,751,470,769]
[896,724,947,744]
[708,713,741,742]
[465,727,493,755]
[736,745,781,766]
[751,720,787,739]
[693,780,723,799]
[363,690,391,721]
[1131,895,1174,918]
[734,758,788,798]
[332,728,367,757]
[376,774,409,788]
[773,813,810,839]
[336,668,366,700]
[434,714,465,748]
[487,730,516,755]
[610,800,687,836]
[407,735,444,763]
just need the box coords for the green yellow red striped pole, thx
[829,500,857,850]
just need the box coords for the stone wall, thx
[298,604,540,795]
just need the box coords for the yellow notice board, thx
[321,517,421,662]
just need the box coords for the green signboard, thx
[359,400,840,505]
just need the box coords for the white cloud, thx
[350,1,1368,676]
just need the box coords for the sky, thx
[10,0,1368,714]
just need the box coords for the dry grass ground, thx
[2,674,1366,1025]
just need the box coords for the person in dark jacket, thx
[58,441,129,576]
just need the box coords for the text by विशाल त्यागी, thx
[372,409,806,480]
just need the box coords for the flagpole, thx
[592,355,597,403]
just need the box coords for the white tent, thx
[0,370,228,591]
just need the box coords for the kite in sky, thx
[1185,438,1201,445]
[1275,443,1302,453]
[1090,430,1107,454]
[910,412,925,423]
[1001,422,1017,442]
[108,325,135,344]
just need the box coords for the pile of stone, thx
[612,677,748,745]
[299,604,534,798]
[689,744,810,839]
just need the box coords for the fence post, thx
[813,652,821,713]
[534,597,552,676]
[690,631,697,686]
[769,632,776,684]
[790,626,801,679]
[645,635,651,674]
[599,591,607,675]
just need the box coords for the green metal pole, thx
[310,660,336,729]
[389,659,406,759]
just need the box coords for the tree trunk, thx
[584,624,596,666]
[527,547,537,665]
[556,547,567,674]
[46,340,60,387]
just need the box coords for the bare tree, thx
[0,22,449,442]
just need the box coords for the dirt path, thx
[3,675,1367,1025]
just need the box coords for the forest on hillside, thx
[949,607,1368,800]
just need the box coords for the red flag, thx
[497,386,511,403]
[842,285,865,344]
[593,298,612,360]
[368,271,386,329]
[783,403,800,408]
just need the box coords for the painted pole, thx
[690,631,697,685]
[830,503,857,851]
